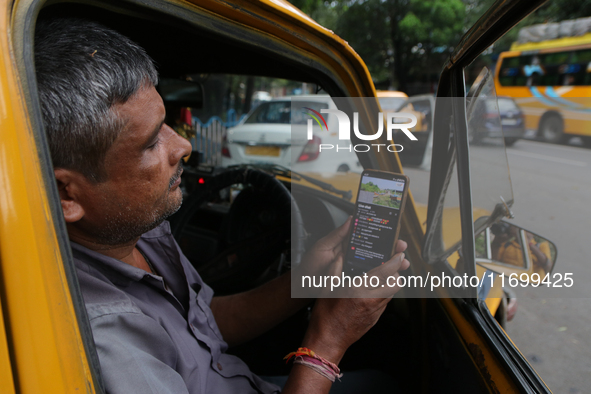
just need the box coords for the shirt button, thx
[217,362,223,371]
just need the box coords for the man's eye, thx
[148,139,161,150]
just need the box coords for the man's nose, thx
[167,125,193,164]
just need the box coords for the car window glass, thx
[423,143,462,259]
[395,96,434,236]
[175,74,322,168]
[289,101,330,125]
[243,100,330,125]
[377,97,406,111]
[463,8,591,389]
[410,100,431,116]
[170,74,361,203]
[495,98,519,112]
[466,67,514,231]
[245,101,292,124]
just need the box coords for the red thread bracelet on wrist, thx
[284,347,343,382]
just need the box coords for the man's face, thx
[76,85,192,245]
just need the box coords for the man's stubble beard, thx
[94,189,183,246]
[93,165,185,246]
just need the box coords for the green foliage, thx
[332,0,391,81]
[463,0,496,29]
[360,181,380,193]
[332,0,465,90]
[532,0,591,23]
[400,0,465,46]
[475,231,487,257]
[289,0,345,30]
[288,0,591,91]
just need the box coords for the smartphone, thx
[343,170,409,276]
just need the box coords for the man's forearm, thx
[210,271,310,346]
[281,364,336,394]
[210,272,347,394]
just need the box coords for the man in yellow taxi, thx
[491,224,552,275]
[34,17,411,394]
[525,231,553,275]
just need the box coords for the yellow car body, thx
[0,0,550,392]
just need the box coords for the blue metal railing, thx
[190,111,247,165]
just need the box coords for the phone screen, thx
[344,171,409,275]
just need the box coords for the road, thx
[405,138,591,393]
[503,140,591,394]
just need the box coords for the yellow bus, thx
[494,32,591,145]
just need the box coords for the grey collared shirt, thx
[72,221,280,394]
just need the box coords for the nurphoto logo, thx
[304,108,418,153]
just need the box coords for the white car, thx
[222,95,361,173]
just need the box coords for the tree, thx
[465,0,591,54]
[532,0,591,23]
[289,0,591,91]
[289,0,345,29]
[334,0,465,91]
[331,0,390,82]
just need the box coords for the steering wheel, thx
[170,167,305,293]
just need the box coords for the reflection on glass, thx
[388,96,434,234]
[475,221,557,281]
[490,222,527,269]
[466,67,514,232]
[422,97,462,265]
[395,97,434,170]
[377,97,407,112]
[475,231,487,259]
[525,231,554,276]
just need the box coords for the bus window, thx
[571,49,591,63]
[503,56,521,68]
[539,71,559,86]
[540,51,570,65]
[498,77,514,86]
[499,56,527,86]
[514,76,527,86]
[520,50,591,86]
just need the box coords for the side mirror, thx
[475,221,557,281]
[157,78,204,109]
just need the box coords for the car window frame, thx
[422,0,552,391]
[12,0,371,390]
[423,0,551,284]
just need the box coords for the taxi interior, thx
[25,1,542,392]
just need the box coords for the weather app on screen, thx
[345,174,406,273]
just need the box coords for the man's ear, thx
[54,168,87,223]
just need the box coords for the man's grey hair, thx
[34,18,158,182]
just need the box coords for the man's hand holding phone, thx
[300,220,410,367]
[344,170,410,277]
[360,238,410,296]
[280,213,411,394]
[295,216,410,297]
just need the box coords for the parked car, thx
[251,91,272,109]
[394,94,435,169]
[468,96,525,146]
[222,95,361,173]
[393,94,523,171]
[0,0,556,392]
[376,90,408,112]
